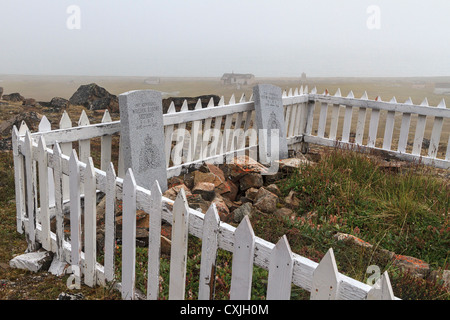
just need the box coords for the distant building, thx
[144,77,160,85]
[434,83,450,95]
[221,73,255,85]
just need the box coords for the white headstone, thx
[119,90,168,192]
[253,84,289,164]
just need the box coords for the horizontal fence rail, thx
[11,84,449,300]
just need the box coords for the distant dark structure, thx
[221,72,255,86]
[301,72,307,83]
[434,83,450,95]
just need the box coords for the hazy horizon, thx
[1,0,450,78]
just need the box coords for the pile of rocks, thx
[163,154,311,224]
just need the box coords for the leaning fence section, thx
[11,83,450,300]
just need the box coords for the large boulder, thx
[2,92,24,102]
[69,83,119,113]
[0,87,3,99]
[49,97,69,111]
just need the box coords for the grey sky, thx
[1,0,449,77]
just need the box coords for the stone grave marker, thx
[119,90,168,192]
[253,84,288,165]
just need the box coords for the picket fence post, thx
[169,188,190,300]
[69,149,82,272]
[122,168,137,300]
[147,180,163,300]
[104,162,117,283]
[198,203,220,300]
[84,157,97,287]
[310,248,341,300]
[230,216,255,300]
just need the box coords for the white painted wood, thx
[230,216,255,300]
[304,101,315,136]
[266,235,294,300]
[310,248,340,300]
[367,271,394,300]
[37,136,51,251]
[232,111,244,150]
[288,103,298,138]
[78,110,91,165]
[12,126,25,234]
[191,99,203,161]
[201,98,215,159]
[428,99,446,158]
[122,168,137,300]
[317,102,328,138]
[210,96,225,156]
[329,104,340,141]
[69,150,82,270]
[383,110,396,150]
[104,162,116,283]
[118,133,124,178]
[169,188,190,300]
[222,109,234,154]
[446,135,450,161]
[198,204,220,300]
[147,180,162,300]
[24,131,37,251]
[310,94,450,118]
[100,110,112,171]
[398,113,412,153]
[59,111,72,201]
[173,100,190,165]
[412,115,427,155]
[367,108,380,148]
[342,105,354,143]
[355,107,367,145]
[284,102,293,136]
[164,102,176,166]
[52,143,65,261]
[83,157,97,287]
[38,116,55,208]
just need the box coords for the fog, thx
[1,0,449,78]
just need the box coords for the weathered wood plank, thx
[100,110,113,171]
[169,189,190,300]
[84,157,97,287]
[12,126,25,234]
[104,162,116,283]
[230,216,255,300]
[37,136,51,251]
[382,108,396,150]
[367,109,380,148]
[310,248,340,300]
[147,180,162,300]
[121,168,137,300]
[198,204,220,300]
[24,131,37,251]
[329,104,340,141]
[69,150,82,270]
[52,143,65,261]
[317,102,328,138]
[266,235,294,300]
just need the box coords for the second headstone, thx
[253,84,289,164]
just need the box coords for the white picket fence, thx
[11,84,449,300]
